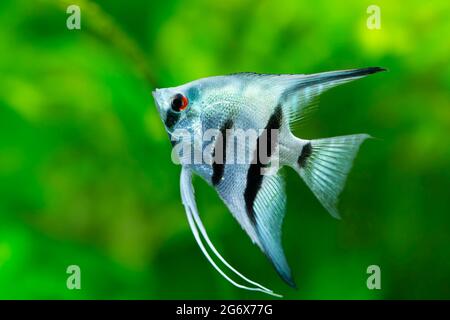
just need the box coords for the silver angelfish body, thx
[152,67,385,296]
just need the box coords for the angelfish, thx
[152,67,385,297]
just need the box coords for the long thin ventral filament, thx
[180,167,281,297]
[185,207,280,297]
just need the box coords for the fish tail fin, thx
[291,134,371,219]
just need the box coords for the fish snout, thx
[152,89,163,112]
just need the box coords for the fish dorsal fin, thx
[249,172,295,287]
[230,68,386,128]
[278,67,386,128]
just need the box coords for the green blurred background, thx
[0,0,449,299]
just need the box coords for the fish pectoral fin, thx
[294,134,371,219]
[248,172,295,288]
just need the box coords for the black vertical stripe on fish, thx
[212,119,233,186]
[297,142,312,167]
[167,132,177,147]
[164,111,180,129]
[244,105,282,224]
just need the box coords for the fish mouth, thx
[152,89,175,135]
[152,89,163,112]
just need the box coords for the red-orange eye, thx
[171,93,189,112]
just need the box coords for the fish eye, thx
[171,93,189,112]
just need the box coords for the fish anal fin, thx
[180,167,282,297]
[251,173,295,288]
